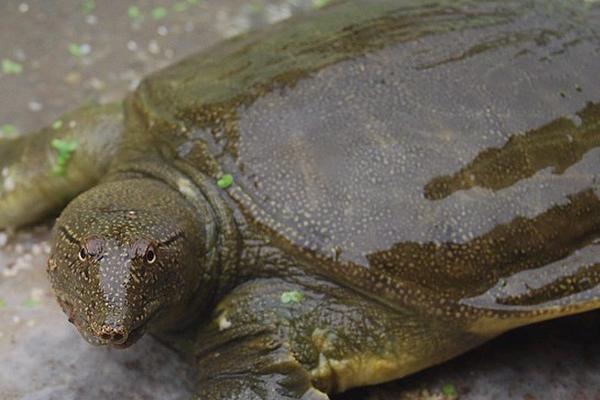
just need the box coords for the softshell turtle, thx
[1,0,600,398]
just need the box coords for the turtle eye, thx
[145,247,157,265]
[78,247,88,261]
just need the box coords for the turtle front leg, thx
[194,331,329,400]
[189,277,336,400]
[187,274,488,399]
[0,102,123,229]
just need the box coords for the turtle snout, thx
[96,324,129,346]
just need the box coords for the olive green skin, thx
[2,0,600,399]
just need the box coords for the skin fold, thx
[1,0,600,399]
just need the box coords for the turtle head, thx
[47,178,210,348]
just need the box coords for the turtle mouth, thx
[109,324,145,349]
[56,296,105,346]
[55,295,158,349]
[92,308,159,349]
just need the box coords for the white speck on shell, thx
[218,314,232,331]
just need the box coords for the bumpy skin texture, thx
[2,0,600,399]
[48,177,210,347]
[0,102,123,228]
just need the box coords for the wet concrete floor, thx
[1,1,600,399]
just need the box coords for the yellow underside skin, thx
[307,326,431,393]
[310,349,439,393]
[307,327,414,393]
[310,353,403,393]
[467,297,600,337]
[309,295,600,393]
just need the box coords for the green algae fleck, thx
[442,383,458,398]
[217,174,234,189]
[312,0,332,9]
[22,298,41,309]
[128,5,141,19]
[51,139,78,176]
[52,120,64,130]
[152,7,168,20]
[281,290,304,304]
[2,59,23,75]
[68,43,91,58]
[82,0,95,15]
[0,124,18,138]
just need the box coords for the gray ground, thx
[1,1,599,400]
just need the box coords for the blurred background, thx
[0,1,600,399]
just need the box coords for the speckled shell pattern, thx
[119,0,600,326]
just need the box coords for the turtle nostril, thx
[98,325,128,344]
